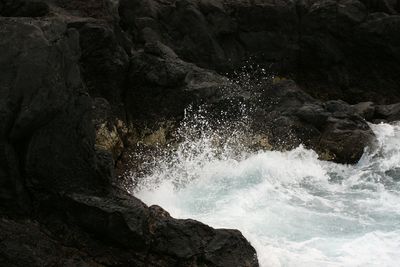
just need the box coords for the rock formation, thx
[0,8,257,267]
[1,0,400,266]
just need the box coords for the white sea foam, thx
[134,121,400,267]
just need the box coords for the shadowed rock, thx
[1,0,399,265]
[0,0,49,17]
[0,16,259,267]
[248,80,376,163]
[119,0,400,103]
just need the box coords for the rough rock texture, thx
[0,16,101,215]
[92,97,125,161]
[0,15,258,267]
[0,0,50,17]
[1,0,400,265]
[256,80,376,163]
[53,0,383,166]
[119,0,400,103]
[206,79,377,163]
[1,192,258,267]
[74,20,130,105]
[0,17,107,197]
[354,101,400,122]
[127,42,231,122]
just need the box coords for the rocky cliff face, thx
[0,4,258,266]
[1,0,400,266]
[119,0,400,103]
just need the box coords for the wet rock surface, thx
[0,12,258,267]
[353,102,400,122]
[1,0,400,266]
[249,80,376,163]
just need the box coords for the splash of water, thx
[133,121,400,267]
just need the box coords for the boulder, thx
[352,101,400,122]
[1,190,259,267]
[353,101,376,120]
[375,103,400,121]
[57,191,259,266]
[249,80,376,163]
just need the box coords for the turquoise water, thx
[135,122,400,267]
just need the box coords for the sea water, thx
[134,122,400,267]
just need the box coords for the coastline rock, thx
[375,103,400,122]
[0,16,259,267]
[126,44,231,122]
[2,0,400,265]
[353,101,400,122]
[0,17,104,199]
[353,101,375,120]
[250,80,376,163]
[1,191,258,267]
[93,98,125,161]
[0,0,49,17]
[119,0,400,103]
[72,20,130,105]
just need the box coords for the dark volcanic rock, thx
[0,14,259,267]
[0,17,105,195]
[0,16,100,215]
[353,101,400,122]
[71,20,130,105]
[2,0,398,265]
[126,42,231,122]
[119,0,400,103]
[0,217,95,267]
[69,192,257,266]
[118,0,299,71]
[1,191,258,267]
[0,0,49,17]
[53,0,119,20]
[375,103,400,122]
[318,116,374,163]
[359,0,399,14]
[250,80,376,163]
[353,101,376,120]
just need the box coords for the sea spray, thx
[132,113,400,266]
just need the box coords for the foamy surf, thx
[134,122,400,267]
